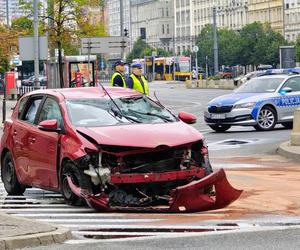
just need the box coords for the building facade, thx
[131,0,174,51]
[247,0,284,34]
[107,0,131,36]
[0,0,29,25]
[174,0,248,55]
[284,0,300,41]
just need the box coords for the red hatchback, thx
[0,87,241,212]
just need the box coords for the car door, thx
[11,96,44,184]
[27,96,63,188]
[278,77,300,120]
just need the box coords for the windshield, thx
[179,62,190,72]
[235,77,285,93]
[66,97,176,127]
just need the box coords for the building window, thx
[167,24,170,34]
[162,24,165,34]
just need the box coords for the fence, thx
[16,86,47,99]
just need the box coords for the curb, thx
[0,228,72,250]
[0,213,72,250]
[277,141,300,162]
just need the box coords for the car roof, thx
[254,74,291,79]
[23,86,142,100]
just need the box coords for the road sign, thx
[192,45,199,53]
[81,36,128,54]
[19,36,48,61]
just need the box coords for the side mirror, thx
[38,119,61,133]
[178,112,197,124]
[279,87,292,95]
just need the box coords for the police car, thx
[204,74,300,132]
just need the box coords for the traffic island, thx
[0,213,71,249]
[185,79,236,90]
[278,108,300,162]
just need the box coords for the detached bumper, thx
[67,168,242,213]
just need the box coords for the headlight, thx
[233,102,256,109]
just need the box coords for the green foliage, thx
[196,22,289,67]
[11,17,33,32]
[296,36,300,62]
[127,38,171,62]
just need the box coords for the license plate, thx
[211,113,226,119]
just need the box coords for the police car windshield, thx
[236,77,285,93]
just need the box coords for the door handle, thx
[13,131,17,136]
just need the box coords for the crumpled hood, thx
[208,92,274,106]
[76,122,203,148]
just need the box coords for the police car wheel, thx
[208,124,231,132]
[254,106,277,131]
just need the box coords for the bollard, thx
[291,108,300,146]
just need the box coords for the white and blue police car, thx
[204,74,300,132]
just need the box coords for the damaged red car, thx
[0,87,242,212]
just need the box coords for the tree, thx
[126,38,152,62]
[0,25,19,73]
[239,22,288,67]
[11,17,33,34]
[126,38,171,62]
[19,0,107,88]
[196,22,289,70]
[296,35,300,62]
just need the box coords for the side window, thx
[38,98,63,128]
[283,77,300,92]
[23,98,42,124]
[18,97,28,119]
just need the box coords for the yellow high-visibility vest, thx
[110,72,126,87]
[130,74,149,96]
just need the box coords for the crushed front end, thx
[68,140,242,212]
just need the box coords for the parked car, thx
[220,67,233,79]
[0,87,241,212]
[205,74,300,132]
[21,75,47,86]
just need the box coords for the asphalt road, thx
[29,227,300,250]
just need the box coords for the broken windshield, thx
[66,96,177,127]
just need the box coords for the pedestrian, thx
[126,63,149,96]
[110,60,126,88]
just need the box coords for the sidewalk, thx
[0,213,71,249]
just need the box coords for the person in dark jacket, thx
[110,60,126,87]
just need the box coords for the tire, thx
[254,106,277,131]
[281,122,293,129]
[208,124,231,132]
[1,152,26,195]
[60,162,91,206]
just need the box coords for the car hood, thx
[208,92,275,106]
[76,122,203,148]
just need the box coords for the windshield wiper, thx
[128,109,173,122]
[111,107,142,123]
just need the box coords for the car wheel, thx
[1,152,26,195]
[281,122,293,129]
[208,124,231,132]
[254,106,277,131]
[60,162,90,206]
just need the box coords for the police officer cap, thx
[131,63,142,68]
[114,60,125,67]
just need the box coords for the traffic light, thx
[124,28,129,37]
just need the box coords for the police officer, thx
[126,63,149,96]
[110,60,126,87]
